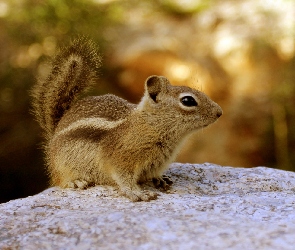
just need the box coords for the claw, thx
[152,175,173,190]
[65,179,89,189]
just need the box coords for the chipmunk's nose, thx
[215,105,223,118]
[216,109,223,118]
[211,102,222,119]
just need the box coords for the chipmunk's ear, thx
[145,75,169,103]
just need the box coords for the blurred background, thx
[0,0,294,203]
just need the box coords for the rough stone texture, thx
[1,163,295,250]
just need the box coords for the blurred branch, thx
[272,101,290,170]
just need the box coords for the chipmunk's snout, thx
[213,103,223,119]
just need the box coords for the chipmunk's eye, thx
[180,96,198,107]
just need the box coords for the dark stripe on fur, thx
[31,37,102,140]
[65,126,108,143]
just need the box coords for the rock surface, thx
[1,163,295,250]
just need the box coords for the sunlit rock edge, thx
[1,163,295,249]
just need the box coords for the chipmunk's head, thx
[138,75,222,133]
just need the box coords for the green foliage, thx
[0,0,125,203]
[159,0,212,16]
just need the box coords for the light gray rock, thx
[1,163,295,250]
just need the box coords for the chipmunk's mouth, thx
[199,124,209,129]
[201,118,219,128]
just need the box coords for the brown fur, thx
[31,38,222,201]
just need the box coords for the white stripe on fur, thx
[55,117,125,137]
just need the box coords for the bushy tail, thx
[31,37,102,140]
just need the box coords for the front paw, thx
[121,188,158,202]
[152,175,173,190]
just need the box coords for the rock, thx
[1,163,295,249]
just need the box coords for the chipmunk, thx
[31,38,222,202]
